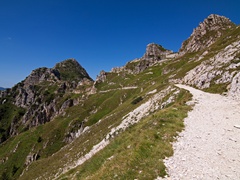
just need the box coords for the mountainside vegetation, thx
[0,14,239,179]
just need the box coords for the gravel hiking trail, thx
[158,84,240,180]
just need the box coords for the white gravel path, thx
[158,84,240,180]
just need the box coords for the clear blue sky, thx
[1,0,239,87]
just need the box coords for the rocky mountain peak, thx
[179,14,235,55]
[143,43,172,61]
[202,14,234,30]
[23,59,92,87]
[0,58,94,139]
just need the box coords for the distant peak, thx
[196,14,235,36]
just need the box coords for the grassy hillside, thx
[15,58,194,179]
[0,55,188,179]
[59,89,191,180]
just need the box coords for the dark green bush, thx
[131,96,143,104]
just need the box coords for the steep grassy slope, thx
[0,102,25,142]
[58,89,191,180]
[0,59,175,179]
[0,86,139,179]
[15,58,194,179]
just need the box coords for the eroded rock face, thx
[143,43,173,61]
[179,14,235,55]
[24,68,60,86]
[96,70,107,83]
[181,40,240,97]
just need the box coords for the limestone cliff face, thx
[182,40,240,89]
[179,14,235,55]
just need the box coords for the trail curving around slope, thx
[159,84,240,179]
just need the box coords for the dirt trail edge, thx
[158,84,240,180]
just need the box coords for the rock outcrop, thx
[143,43,173,61]
[110,43,174,75]
[179,14,235,55]
[96,70,107,83]
[24,68,60,86]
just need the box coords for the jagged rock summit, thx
[23,58,92,87]
[143,43,173,61]
[14,58,93,108]
[179,14,236,55]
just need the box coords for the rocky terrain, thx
[0,14,239,179]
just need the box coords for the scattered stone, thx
[234,125,240,129]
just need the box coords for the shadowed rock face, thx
[179,14,235,55]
